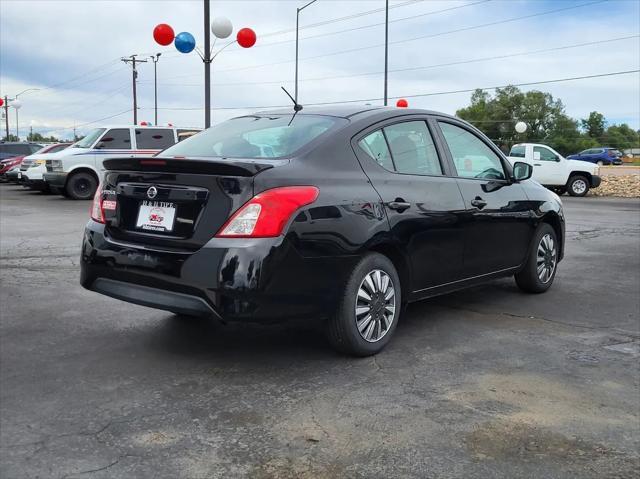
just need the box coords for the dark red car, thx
[0,142,43,178]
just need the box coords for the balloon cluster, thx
[153,18,256,54]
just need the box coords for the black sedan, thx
[81,106,564,356]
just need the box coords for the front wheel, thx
[515,223,558,294]
[567,175,590,197]
[65,172,98,200]
[326,253,401,356]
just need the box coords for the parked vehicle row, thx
[0,125,200,198]
[79,106,565,356]
[567,147,623,166]
[508,143,602,197]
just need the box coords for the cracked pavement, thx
[1,184,639,478]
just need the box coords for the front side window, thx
[135,128,175,150]
[46,144,70,154]
[161,115,345,159]
[383,121,442,176]
[359,130,393,170]
[95,129,131,150]
[439,122,506,180]
[533,146,558,162]
[73,128,106,148]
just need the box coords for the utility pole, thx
[121,55,147,125]
[295,0,318,104]
[204,0,211,128]
[3,96,9,141]
[150,53,161,125]
[384,0,389,106]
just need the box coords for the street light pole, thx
[3,96,9,141]
[204,0,211,128]
[295,0,318,104]
[150,53,161,125]
[384,0,389,106]
[13,88,40,141]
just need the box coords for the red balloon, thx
[396,99,408,108]
[140,121,148,126]
[237,28,256,48]
[0,98,3,107]
[153,24,175,46]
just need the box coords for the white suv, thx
[44,125,200,199]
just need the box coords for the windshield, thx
[73,128,106,148]
[160,115,346,159]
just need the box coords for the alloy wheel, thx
[537,233,557,283]
[355,269,396,343]
[571,179,587,195]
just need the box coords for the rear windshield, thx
[160,115,346,159]
[509,145,526,158]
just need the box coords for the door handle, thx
[388,200,411,211]
[534,163,542,166]
[470,197,487,209]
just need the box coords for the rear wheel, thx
[567,175,590,197]
[65,172,97,200]
[515,223,558,294]
[596,160,604,166]
[326,253,401,356]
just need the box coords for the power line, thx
[259,0,426,38]
[163,0,606,79]
[251,0,491,49]
[141,69,640,111]
[46,109,133,135]
[143,35,639,88]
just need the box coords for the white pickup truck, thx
[508,143,601,197]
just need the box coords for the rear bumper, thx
[44,172,67,188]
[591,175,602,188]
[80,221,358,322]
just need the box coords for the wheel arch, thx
[567,170,593,183]
[541,211,564,261]
[64,166,99,188]
[368,242,412,303]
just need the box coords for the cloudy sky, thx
[1,0,638,140]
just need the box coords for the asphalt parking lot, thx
[1,183,639,479]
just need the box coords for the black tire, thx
[567,175,590,197]
[326,252,401,356]
[65,172,98,200]
[515,223,558,294]
[549,186,566,196]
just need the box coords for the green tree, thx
[604,124,640,151]
[580,111,606,139]
[456,86,568,151]
[3,134,19,142]
[27,131,61,143]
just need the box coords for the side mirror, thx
[513,161,533,181]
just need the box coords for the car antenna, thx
[281,86,303,126]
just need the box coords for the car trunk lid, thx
[101,157,281,250]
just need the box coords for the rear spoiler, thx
[103,157,276,177]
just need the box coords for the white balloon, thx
[515,121,527,133]
[10,99,22,110]
[211,17,233,39]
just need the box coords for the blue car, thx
[567,147,623,165]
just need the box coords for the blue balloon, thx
[174,32,196,54]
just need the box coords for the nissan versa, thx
[81,106,564,356]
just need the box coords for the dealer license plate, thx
[136,200,176,233]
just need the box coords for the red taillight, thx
[140,159,167,166]
[90,184,105,224]
[215,186,319,238]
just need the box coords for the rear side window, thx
[359,130,393,170]
[384,121,442,176]
[510,145,526,158]
[95,129,131,150]
[135,129,175,150]
[439,122,506,180]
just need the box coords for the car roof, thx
[256,105,456,120]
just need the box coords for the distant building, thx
[623,148,640,158]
